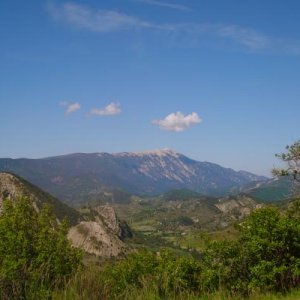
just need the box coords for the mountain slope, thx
[69,205,131,257]
[0,150,267,205]
[241,177,294,202]
[0,172,80,225]
[0,172,131,257]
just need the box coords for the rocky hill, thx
[69,205,131,257]
[0,172,131,257]
[0,149,267,205]
[0,172,80,224]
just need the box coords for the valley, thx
[109,192,262,252]
[0,145,299,300]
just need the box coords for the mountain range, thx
[0,149,267,205]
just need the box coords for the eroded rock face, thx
[93,205,132,240]
[215,195,263,219]
[0,173,43,215]
[68,206,130,257]
[94,206,120,235]
[68,221,127,257]
[0,173,22,210]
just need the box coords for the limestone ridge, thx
[68,205,131,257]
[0,150,267,205]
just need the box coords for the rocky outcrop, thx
[0,172,80,224]
[215,195,263,220]
[0,173,25,209]
[0,173,131,257]
[68,205,131,257]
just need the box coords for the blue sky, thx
[1,0,300,176]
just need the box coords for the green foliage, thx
[87,206,300,298]
[52,266,107,300]
[5,172,81,225]
[0,197,82,299]
[238,207,300,292]
[202,207,300,295]
[248,176,293,202]
[273,141,300,195]
[4,195,295,299]
[101,249,202,298]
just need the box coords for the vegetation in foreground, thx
[54,200,300,299]
[0,197,81,299]
[2,141,300,299]
[3,196,300,299]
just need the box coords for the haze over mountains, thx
[0,149,267,205]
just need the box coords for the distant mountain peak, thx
[133,148,179,156]
[0,151,267,204]
[103,148,180,158]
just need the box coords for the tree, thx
[201,207,300,296]
[0,197,82,299]
[273,140,300,182]
[237,208,300,292]
[272,140,300,198]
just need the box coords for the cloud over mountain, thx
[153,111,202,132]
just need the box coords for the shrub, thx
[0,197,82,299]
[202,207,300,295]
[101,249,202,298]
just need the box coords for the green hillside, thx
[0,172,81,225]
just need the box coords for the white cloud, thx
[60,101,81,115]
[48,2,154,32]
[153,111,202,132]
[48,2,300,55]
[90,102,121,116]
[136,0,191,11]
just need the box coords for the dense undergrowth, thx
[53,201,300,299]
[0,198,81,300]
[1,197,300,299]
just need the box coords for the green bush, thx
[202,207,300,296]
[0,197,82,299]
[101,248,202,298]
[98,206,300,298]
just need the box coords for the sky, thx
[1,0,300,176]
